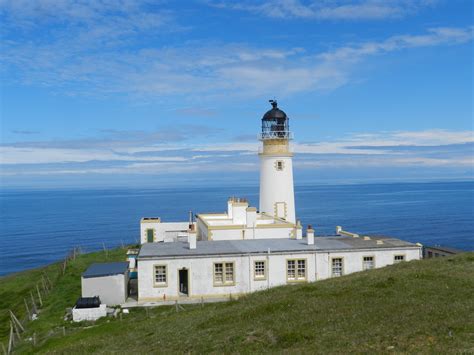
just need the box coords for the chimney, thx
[307,225,314,245]
[296,220,302,240]
[188,231,196,250]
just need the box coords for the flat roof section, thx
[138,236,418,259]
[82,262,129,278]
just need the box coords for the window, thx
[225,263,234,282]
[275,202,287,219]
[363,256,374,270]
[146,229,154,243]
[214,262,235,286]
[254,261,266,280]
[275,160,284,171]
[332,258,343,277]
[394,255,405,263]
[287,259,306,282]
[154,265,167,286]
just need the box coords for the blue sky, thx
[0,0,472,188]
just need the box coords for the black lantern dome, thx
[261,100,290,139]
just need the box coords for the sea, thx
[0,181,473,276]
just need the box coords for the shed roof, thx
[82,262,129,278]
[138,236,418,259]
[424,245,466,253]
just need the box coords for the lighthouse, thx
[259,100,296,224]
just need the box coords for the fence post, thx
[44,273,52,289]
[103,243,108,258]
[10,310,25,333]
[36,284,43,307]
[62,327,66,336]
[30,291,38,314]
[24,298,31,321]
[41,276,48,293]
[7,322,14,354]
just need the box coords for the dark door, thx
[179,269,188,295]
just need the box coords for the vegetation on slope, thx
[0,248,127,344]
[1,251,473,353]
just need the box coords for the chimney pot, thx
[307,226,314,245]
[188,232,196,249]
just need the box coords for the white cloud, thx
[208,0,437,21]
[319,27,474,62]
[1,0,471,101]
[1,129,472,178]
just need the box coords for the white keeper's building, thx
[135,100,423,302]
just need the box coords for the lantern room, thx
[261,100,292,140]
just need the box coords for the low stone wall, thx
[72,304,107,322]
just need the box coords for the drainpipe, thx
[248,254,251,294]
[267,248,271,290]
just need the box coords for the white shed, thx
[81,262,129,305]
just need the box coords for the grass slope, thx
[0,248,127,344]
[2,252,474,353]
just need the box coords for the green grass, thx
[0,248,127,344]
[2,252,474,353]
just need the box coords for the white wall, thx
[259,155,296,224]
[209,226,294,241]
[138,247,421,301]
[72,305,107,322]
[141,221,189,244]
[197,218,208,241]
[139,253,315,301]
[81,273,128,305]
[315,248,421,280]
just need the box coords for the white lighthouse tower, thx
[259,100,296,224]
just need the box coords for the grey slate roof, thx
[82,262,129,278]
[138,236,418,259]
[424,245,467,253]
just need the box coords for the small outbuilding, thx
[82,262,129,305]
[72,296,107,322]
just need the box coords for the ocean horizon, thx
[1,180,473,277]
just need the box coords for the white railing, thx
[258,131,293,140]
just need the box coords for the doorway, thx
[146,229,154,243]
[178,268,189,296]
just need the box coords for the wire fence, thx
[2,246,83,354]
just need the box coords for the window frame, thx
[394,254,406,263]
[286,258,307,283]
[275,160,285,171]
[153,264,168,287]
[253,260,267,281]
[362,255,375,270]
[213,262,235,286]
[331,257,344,277]
[146,228,155,243]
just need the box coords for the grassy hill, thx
[1,250,473,353]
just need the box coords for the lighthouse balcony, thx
[259,131,293,140]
